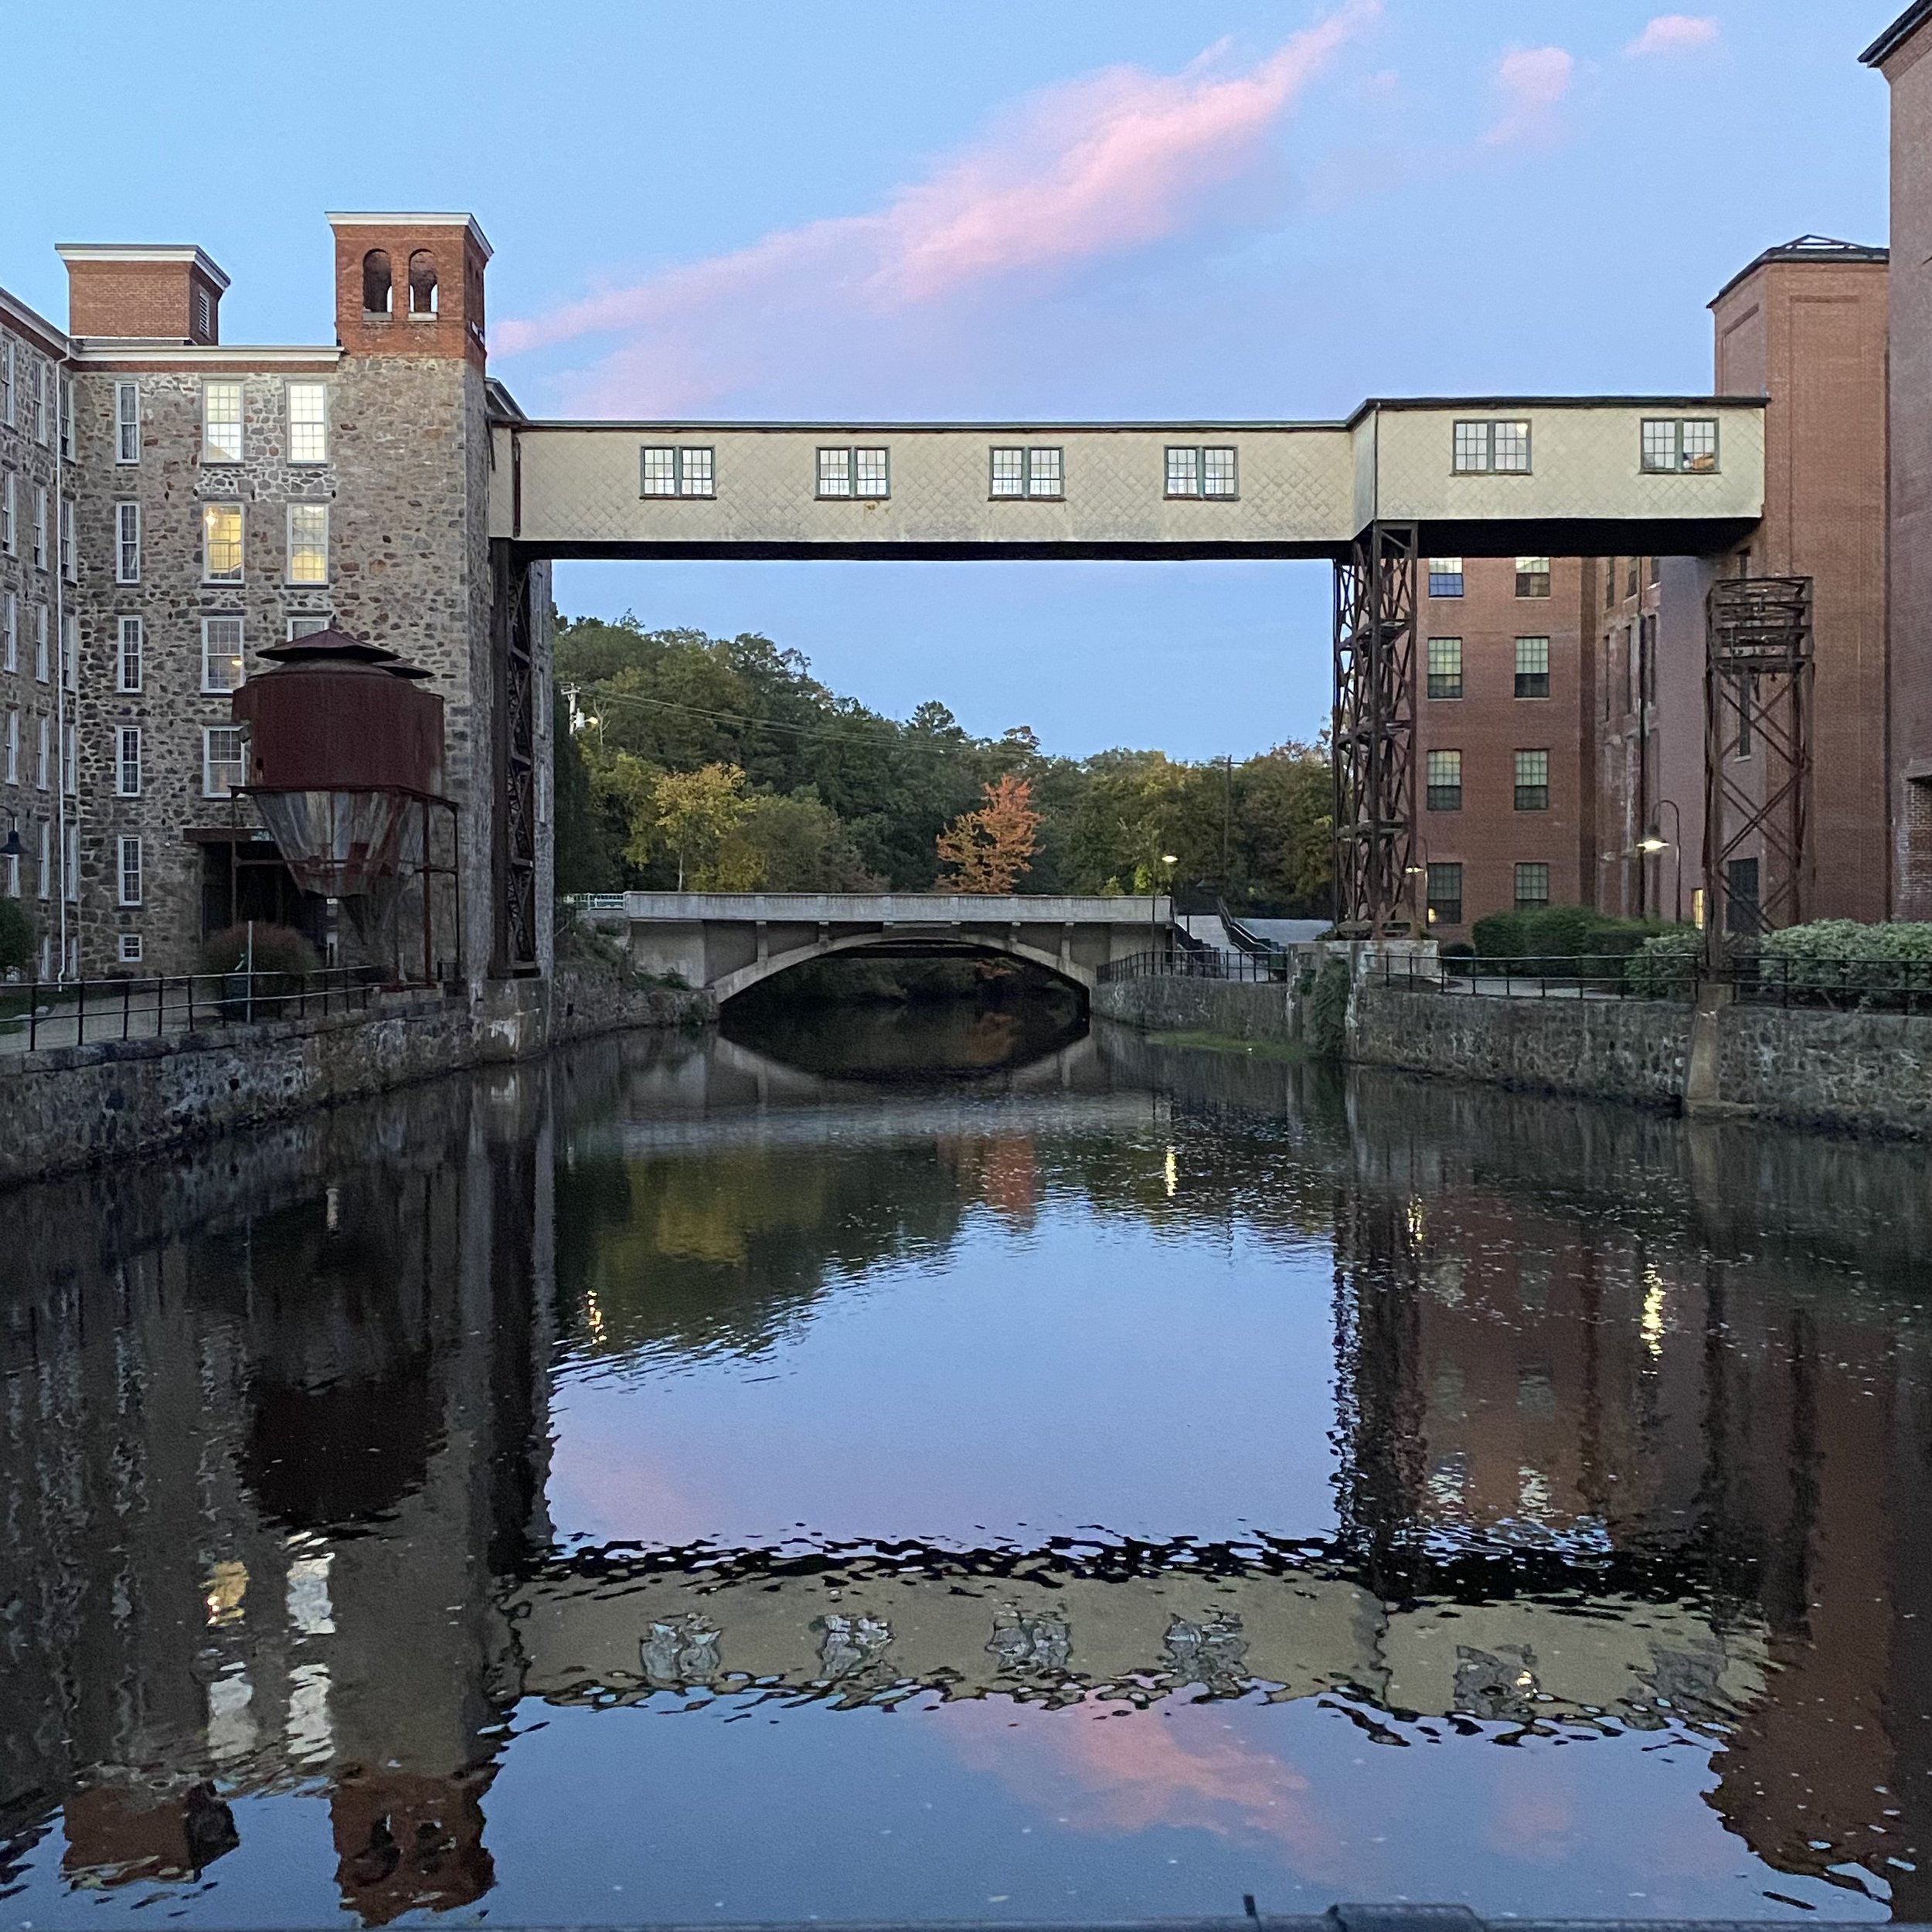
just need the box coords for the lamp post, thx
[1637,798,1683,926]
[1151,853,1178,957]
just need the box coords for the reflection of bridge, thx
[594,891,1168,998]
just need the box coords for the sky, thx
[0,2,1898,761]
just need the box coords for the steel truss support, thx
[1332,522,1420,934]
[491,546,541,978]
[1702,574,1812,962]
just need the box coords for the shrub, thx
[1627,928,1701,998]
[0,898,32,976]
[1757,919,1932,999]
[1307,958,1351,1061]
[1474,903,1682,976]
[198,923,321,978]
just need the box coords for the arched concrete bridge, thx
[586,892,1168,1000]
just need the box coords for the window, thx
[2,594,12,672]
[196,287,213,341]
[1605,559,1618,610]
[34,607,47,683]
[362,249,393,315]
[32,487,46,570]
[640,445,716,498]
[34,363,48,444]
[1165,445,1238,498]
[59,498,73,582]
[1514,749,1549,811]
[989,446,1063,499]
[203,724,247,798]
[116,381,141,463]
[1734,669,1758,757]
[1650,553,1662,587]
[287,503,328,583]
[1426,862,1464,927]
[2,471,12,553]
[1453,418,1532,474]
[62,724,74,798]
[1515,556,1550,598]
[1514,862,1551,910]
[1426,748,1463,812]
[287,614,332,639]
[118,616,143,692]
[58,378,73,460]
[117,836,142,907]
[36,714,49,790]
[38,821,49,901]
[60,615,75,692]
[0,342,10,424]
[116,726,141,797]
[202,616,245,692]
[816,447,889,498]
[1726,856,1760,934]
[4,709,15,784]
[287,383,328,463]
[1427,637,1464,699]
[1641,417,1719,474]
[1427,557,1464,598]
[1514,636,1550,699]
[202,380,244,463]
[203,503,243,582]
[64,825,77,905]
[408,250,438,317]
[1627,556,1641,598]
[119,934,144,965]
[117,502,140,582]
[1639,613,1657,703]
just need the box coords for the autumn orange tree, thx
[936,774,1042,893]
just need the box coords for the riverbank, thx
[0,958,714,1188]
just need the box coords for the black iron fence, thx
[1730,951,1932,1013]
[1100,947,1291,985]
[0,966,386,1052]
[1372,951,1700,1002]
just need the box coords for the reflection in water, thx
[2,1018,1931,1923]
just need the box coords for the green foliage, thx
[1307,959,1351,1061]
[1473,903,1679,964]
[0,898,32,976]
[198,923,321,977]
[1626,928,1702,998]
[553,688,617,893]
[1762,919,1932,964]
[736,791,879,891]
[557,615,1334,908]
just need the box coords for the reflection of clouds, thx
[546,1409,724,1546]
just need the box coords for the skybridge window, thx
[818,447,889,499]
[1453,419,1532,474]
[989,446,1063,499]
[641,445,715,498]
[1165,446,1238,498]
[1641,417,1719,474]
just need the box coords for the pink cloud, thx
[1626,14,1720,56]
[497,4,1379,413]
[1481,45,1575,147]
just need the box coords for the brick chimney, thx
[55,244,228,343]
[326,213,492,367]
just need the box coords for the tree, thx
[0,897,33,976]
[553,689,619,893]
[636,763,755,889]
[731,791,879,891]
[937,775,1042,893]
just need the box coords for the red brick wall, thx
[65,261,220,343]
[331,224,487,369]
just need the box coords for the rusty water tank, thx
[231,630,445,900]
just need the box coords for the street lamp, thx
[2,815,19,860]
[1638,798,1683,925]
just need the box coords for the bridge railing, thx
[1099,947,1290,985]
[1371,951,1697,1002]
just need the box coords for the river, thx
[2,1013,1930,1926]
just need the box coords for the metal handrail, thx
[1099,947,1290,985]
[2,965,387,1053]
[1376,951,1695,1001]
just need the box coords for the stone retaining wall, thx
[1092,976,1298,1045]
[0,963,713,1189]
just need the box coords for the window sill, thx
[639,493,718,502]
[1162,493,1240,503]
[988,495,1066,504]
[406,312,438,324]
[1451,470,1533,480]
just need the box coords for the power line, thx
[564,682,952,753]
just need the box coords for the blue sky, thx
[2,3,1896,760]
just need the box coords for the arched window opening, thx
[362,250,392,316]
[408,251,438,317]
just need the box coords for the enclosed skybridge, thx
[492,397,1770,930]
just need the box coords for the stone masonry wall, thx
[1092,976,1298,1045]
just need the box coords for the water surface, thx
[4,1018,1930,1925]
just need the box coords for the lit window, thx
[204,725,247,798]
[1514,636,1550,699]
[1427,637,1464,700]
[1427,557,1464,598]
[287,503,328,583]
[1514,862,1550,910]
[1426,862,1464,927]
[117,502,141,582]
[988,446,1064,499]
[203,380,243,463]
[118,617,143,692]
[1515,556,1551,598]
[119,934,144,964]
[1426,748,1463,812]
[1641,417,1719,474]
[1514,749,1549,811]
[116,381,141,463]
[118,836,142,907]
[1453,418,1532,474]
[204,503,243,582]
[287,383,328,464]
[202,616,244,693]
[815,447,889,498]
[640,445,715,498]
[116,726,141,797]
[1165,445,1238,498]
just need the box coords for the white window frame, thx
[117,836,142,908]
[815,446,889,499]
[116,725,141,798]
[202,502,244,583]
[38,821,50,902]
[33,363,48,445]
[0,342,11,426]
[639,444,715,498]
[64,825,77,906]
[119,933,144,964]
[286,502,329,584]
[203,723,247,798]
[118,616,144,692]
[202,615,245,694]
[116,502,140,583]
[4,708,16,785]
[59,498,74,583]
[2,471,12,554]
[60,614,75,692]
[58,376,73,461]
[2,593,14,672]
[33,606,47,683]
[116,381,141,464]
[62,723,75,798]
[32,486,46,570]
[36,714,49,791]
[286,614,332,639]
[202,379,244,464]
[286,381,328,464]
